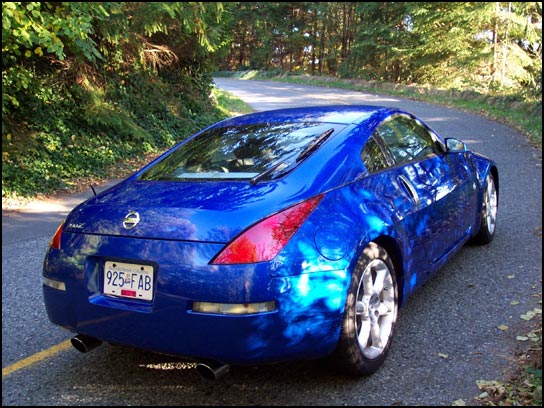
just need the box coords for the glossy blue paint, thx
[43,105,498,367]
[43,232,347,363]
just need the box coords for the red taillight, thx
[211,195,324,264]
[50,222,64,250]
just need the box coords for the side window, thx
[361,136,389,173]
[378,115,436,165]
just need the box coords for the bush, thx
[2,66,227,200]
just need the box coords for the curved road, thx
[2,78,542,406]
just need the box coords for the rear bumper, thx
[43,268,348,364]
[43,233,350,364]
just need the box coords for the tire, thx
[331,242,398,376]
[470,172,498,245]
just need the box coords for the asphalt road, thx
[2,78,542,406]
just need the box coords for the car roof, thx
[209,105,398,128]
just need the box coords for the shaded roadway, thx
[2,78,542,406]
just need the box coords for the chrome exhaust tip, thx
[195,361,230,380]
[71,334,102,353]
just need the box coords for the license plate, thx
[104,261,154,301]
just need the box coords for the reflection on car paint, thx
[42,105,498,375]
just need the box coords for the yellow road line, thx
[2,339,72,378]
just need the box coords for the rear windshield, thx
[139,122,344,181]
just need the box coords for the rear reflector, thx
[43,277,66,291]
[192,301,276,315]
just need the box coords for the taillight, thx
[211,195,324,264]
[50,222,64,250]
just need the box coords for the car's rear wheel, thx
[470,172,498,245]
[331,242,398,376]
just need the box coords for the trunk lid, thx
[64,180,288,243]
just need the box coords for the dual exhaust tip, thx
[71,334,102,353]
[195,360,230,380]
[70,334,230,380]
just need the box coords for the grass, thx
[211,87,254,116]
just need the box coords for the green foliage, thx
[128,2,229,53]
[2,2,233,200]
[2,2,121,133]
[2,67,227,199]
[211,87,254,116]
[2,1,125,61]
[2,2,542,201]
[217,2,542,95]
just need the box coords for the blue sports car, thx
[43,105,499,379]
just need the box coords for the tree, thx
[2,2,235,198]
[218,2,542,95]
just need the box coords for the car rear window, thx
[139,122,344,181]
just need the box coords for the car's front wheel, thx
[331,242,398,376]
[470,172,498,245]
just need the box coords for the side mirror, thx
[445,138,467,153]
